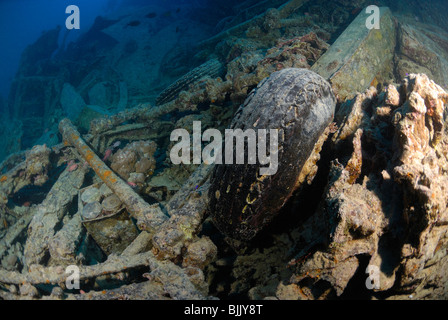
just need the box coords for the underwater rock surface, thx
[286,73,448,299]
[237,73,448,300]
[395,17,448,90]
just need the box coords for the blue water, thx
[0,0,241,99]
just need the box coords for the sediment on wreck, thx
[155,59,225,105]
[281,74,448,299]
[198,0,311,50]
[221,73,448,300]
[0,130,213,299]
[2,2,448,301]
[23,165,87,268]
[312,7,396,101]
[394,16,448,90]
[88,30,330,139]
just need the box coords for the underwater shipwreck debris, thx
[24,163,87,268]
[0,159,209,299]
[0,144,52,205]
[78,182,142,256]
[394,18,448,90]
[0,249,204,299]
[311,7,396,101]
[152,163,216,262]
[80,184,139,256]
[208,68,336,244]
[282,73,448,299]
[58,118,168,233]
[155,58,225,106]
[88,79,233,136]
[59,118,215,267]
[224,73,448,300]
[199,0,311,49]
[89,31,329,138]
[1,1,448,301]
[109,140,157,184]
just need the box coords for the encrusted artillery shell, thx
[102,194,123,213]
[82,208,139,255]
[82,201,102,220]
[81,187,101,204]
[209,68,336,242]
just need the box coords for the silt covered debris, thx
[0,0,448,300]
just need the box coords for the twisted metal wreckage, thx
[0,0,323,299]
[0,114,215,299]
[1,0,448,300]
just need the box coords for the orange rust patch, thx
[103,170,117,184]
[0,175,7,183]
[85,150,94,162]
[434,239,443,253]
[103,170,112,179]
[70,133,79,141]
